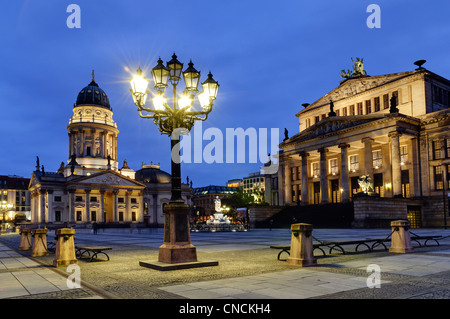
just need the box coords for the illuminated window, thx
[373,150,382,169]
[400,145,408,165]
[312,162,320,177]
[349,155,359,172]
[433,140,441,160]
[329,158,338,175]
[434,166,443,190]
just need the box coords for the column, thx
[389,131,402,197]
[85,189,91,223]
[300,152,309,205]
[410,137,421,197]
[100,190,105,223]
[68,190,75,223]
[277,160,285,205]
[339,143,350,202]
[40,190,46,224]
[318,148,328,204]
[113,189,118,222]
[284,159,292,204]
[442,139,449,191]
[47,190,53,223]
[126,191,131,222]
[362,137,374,182]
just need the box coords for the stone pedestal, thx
[286,223,317,267]
[53,228,78,267]
[389,220,414,254]
[140,202,218,271]
[19,228,32,251]
[31,228,49,257]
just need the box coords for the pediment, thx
[69,171,145,188]
[301,71,416,113]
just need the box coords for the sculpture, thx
[358,175,374,194]
[340,57,367,79]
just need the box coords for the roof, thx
[75,79,111,110]
[0,175,30,190]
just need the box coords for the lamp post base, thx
[139,202,218,271]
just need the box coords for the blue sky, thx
[0,0,449,187]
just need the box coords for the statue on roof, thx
[340,57,367,79]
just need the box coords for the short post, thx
[18,228,32,251]
[389,220,414,253]
[286,223,317,267]
[31,228,49,257]
[53,228,77,267]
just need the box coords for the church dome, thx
[135,165,171,184]
[75,71,111,109]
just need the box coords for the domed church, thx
[28,71,192,228]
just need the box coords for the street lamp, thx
[1,201,13,234]
[129,53,219,268]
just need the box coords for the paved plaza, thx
[1,227,450,302]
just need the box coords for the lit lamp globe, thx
[130,67,150,107]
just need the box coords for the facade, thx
[28,73,192,227]
[0,175,31,222]
[268,61,450,227]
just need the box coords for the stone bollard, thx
[19,228,32,251]
[53,228,77,267]
[31,228,49,257]
[389,220,414,254]
[286,223,317,267]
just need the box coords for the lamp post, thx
[1,201,13,234]
[129,53,219,268]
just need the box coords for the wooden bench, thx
[75,245,112,262]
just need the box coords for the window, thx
[315,116,320,123]
[312,162,320,178]
[446,139,450,158]
[350,105,355,115]
[357,103,363,115]
[400,145,408,165]
[86,146,91,156]
[119,212,124,222]
[75,196,83,202]
[383,94,389,109]
[349,155,359,172]
[132,212,136,221]
[54,196,62,202]
[351,176,361,195]
[55,211,61,222]
[321,114,326,120]
[373,150,382,169]
[342,107,348,116]
[76,211,82,221]
[131,198,137,204]
[329,159,338,176]
[336,109,340,116]
[144,202,149,215]
[434,166,443,190]
[90,196,97,202]
[306,118,311,128]
[433,140,442,160]
[374,97,380,112]
[118,197,125,203]
[91,211,96,222]
[365,100,372,114]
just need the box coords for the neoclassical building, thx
[266,60,450,227]
[28,73,192,227]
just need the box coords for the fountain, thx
[191,196,245,232]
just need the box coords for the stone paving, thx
[0,227,450,301]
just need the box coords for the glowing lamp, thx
[201,72,219,100]
[130,67,149,106]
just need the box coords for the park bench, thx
[75,245,112,262]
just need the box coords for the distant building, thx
[226,179,243,188]
[242,172,265,203]
[192,185,239,216]
[0,175,31,222]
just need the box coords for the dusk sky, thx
[1,1,449,188]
